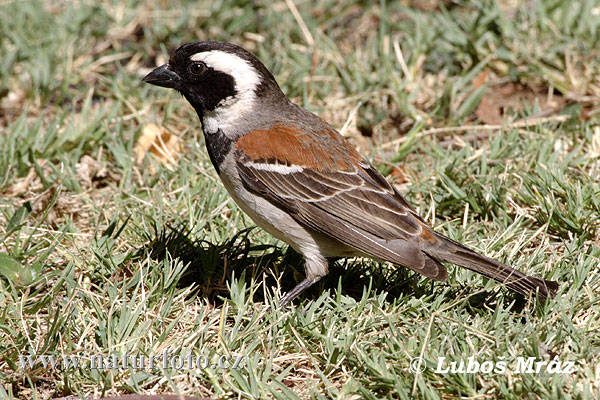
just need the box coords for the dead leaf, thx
[591,126,600,157]
[134,123,182,171]
[4,168,37,197]
[472,70,489,90]
[474,81,567,125]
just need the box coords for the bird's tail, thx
[424,233,559,300]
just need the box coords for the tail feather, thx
[424,234,559,300]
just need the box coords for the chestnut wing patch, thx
[234,127,447,280]
[235,124,362,171]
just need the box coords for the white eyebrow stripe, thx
[190,50,261,95]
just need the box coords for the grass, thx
[1,0,599,399]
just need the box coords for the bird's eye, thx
[190,63,205,75]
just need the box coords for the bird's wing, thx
[233,122,447,281]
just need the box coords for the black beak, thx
[142,64,181,89]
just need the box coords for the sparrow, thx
[142,41,558,306]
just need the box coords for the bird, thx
[142,41,558,306]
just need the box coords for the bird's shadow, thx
[139,225,527,312]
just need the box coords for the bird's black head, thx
[143,41,282,115]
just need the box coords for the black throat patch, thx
[203,128,232,175]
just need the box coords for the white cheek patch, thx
[191,50,262,136]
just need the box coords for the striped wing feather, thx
[235,155,448,281]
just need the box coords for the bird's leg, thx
[279,277,322,306]
[279,254,328,306]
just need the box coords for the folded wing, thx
[234,123,448,281]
